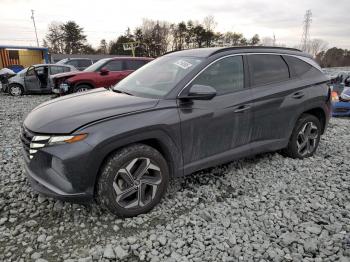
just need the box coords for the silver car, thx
[3,64,77,96]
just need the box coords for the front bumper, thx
[332,101,350,116]
[22,129,96,203]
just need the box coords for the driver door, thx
[24,66,41,91]
[178,55,254,174]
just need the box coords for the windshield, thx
[113,56,203,98]
[18,67,28,76]
[83,59,108,72]
[56,59,68,65]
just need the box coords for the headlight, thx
[59,83,69,92]
[29,134,87,158]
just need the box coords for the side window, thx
[248,54,289,86]
[104,60,123,71]
[35,67,45,75]
[64,66,72,72]
[50,66,65,75]
[66,60,79,67]
[77,60,92,68]
[283,56,322,79]
[26,67,35,76]
[125,60,146,70]
[191,56,244,95]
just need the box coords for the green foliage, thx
[316,47,350,67]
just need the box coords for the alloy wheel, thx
[113,157,162,209]
[10,86,21,96]
[77,87,88,92]
[296,121,319,156]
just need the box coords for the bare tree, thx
[309,39,328,57]
[45,22,65,53]
[203,15,217,32]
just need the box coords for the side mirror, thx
[100,67,109,75]
[180,84,217,100]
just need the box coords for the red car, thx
[52,57,153,95]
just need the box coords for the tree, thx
[109,35,134,55]
[203,15,217,32]
[45,22,65,53]
[250,34,260,46]
[62,21,87,54]
[309,39,328,58]
[98,39,108,54]
[81,44,96,54]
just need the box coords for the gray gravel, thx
[0,93,349,262]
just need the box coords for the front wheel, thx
[97,144,169,217]
[283,114,321,159]
[74,84,92,93]
[9,84,24,96]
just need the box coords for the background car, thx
[52,57,153,95]
[4,64,77,96]
[330,72,350,116]
[56,58,94,71]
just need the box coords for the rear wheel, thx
[283,114,321,159]
[74,84,92,93]
[97,144,169,217]
[9,84,24,96]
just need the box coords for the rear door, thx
[24,66,41,91]
[247,54,304,147]
[178,55,254,174]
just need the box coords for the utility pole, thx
[31,9,39,47]
[273,33,276,46]
[300,9,312,52]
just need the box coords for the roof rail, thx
[210,46,302,56]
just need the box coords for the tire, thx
[283,114,321,159]
[74,84,92,93]
[8,84,24,96]
[97,144,169,217]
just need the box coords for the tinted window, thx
[50,66,66,75]
[125,60,146,70]
[192,56,244,95]
[77,60,92,67]
[63,66,71,72]
[104,60,123,71]
[249,54,289,86]
[283,56,322,79]
[66,60,79,67]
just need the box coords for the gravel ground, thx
[0,93,349,262]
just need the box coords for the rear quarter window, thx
[248,54,289,86]
[283,56,323,79]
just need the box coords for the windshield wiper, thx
[113,89,134,96]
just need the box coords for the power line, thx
[31,9,39,47]
[300,9,312,52]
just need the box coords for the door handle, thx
[234,104,251,113]
[292,91,305,99]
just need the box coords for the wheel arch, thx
[91,132,183,197]
[73,81,95,90]
[8,82,25,94]
[301,107,326,134]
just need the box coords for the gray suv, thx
[21,47,331,217]
[4,64,77,96]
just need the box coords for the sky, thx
[0,0,349,49]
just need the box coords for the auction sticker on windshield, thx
[174,59,193,69]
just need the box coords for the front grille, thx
[20,127,50,160]
[21,127,34,159]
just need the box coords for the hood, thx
[51,71,86,80]
[24,88,159,134]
